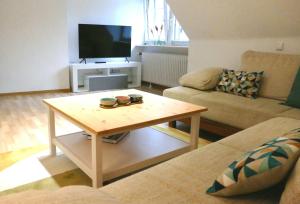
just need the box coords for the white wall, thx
[168,0,300,40]
[0,0,144,93]
[167,0,300,72]
[189,37,300,72]
[0,0,69,93]
[67,0,144,63]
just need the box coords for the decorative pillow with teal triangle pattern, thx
[216,69,264,99]
[207,128,300,197]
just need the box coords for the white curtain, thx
[144,0,188,45]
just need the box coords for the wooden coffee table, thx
[43,89,207,188]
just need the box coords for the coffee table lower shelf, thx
[53,127,190,183]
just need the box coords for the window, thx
[144,0,188,45]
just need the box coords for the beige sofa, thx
[163,51,300,131]
[1,117,300,204]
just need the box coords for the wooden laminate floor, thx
[0,92,69,153]
[0,87,165,154]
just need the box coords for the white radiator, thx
[141,52,188,87]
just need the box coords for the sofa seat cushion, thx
[218,117,300,152]
[0,186,123,204]
[280,158,300,204]
[241,50,300,100]
[277,108,300,120]
[190,91,291,129]
[163,86,203,102]
[102,143,282,204]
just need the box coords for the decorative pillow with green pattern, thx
[216,69,264,98]
[207,128,300,197]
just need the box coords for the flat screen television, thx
[79,24,132,59]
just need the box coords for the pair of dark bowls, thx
[100,94,143,107]
[128,94,143,103]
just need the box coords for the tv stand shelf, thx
[70,61,142,93]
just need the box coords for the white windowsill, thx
[137,45,188,49]
[135,44,188,56]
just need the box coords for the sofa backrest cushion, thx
[241,50,300,100]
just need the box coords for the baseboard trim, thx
[0,89,71,96]
[141,81,170,90]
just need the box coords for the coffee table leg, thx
[92,135,103,188]
[190,113,200,150]
[48,108,56,156]
[168,121,177,128]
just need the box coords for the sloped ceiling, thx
[167,0,300,39]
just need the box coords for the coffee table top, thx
[43,89,207,136]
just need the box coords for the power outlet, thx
[276,41,285,51]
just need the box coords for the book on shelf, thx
[84,132,129,144]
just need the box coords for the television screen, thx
[79,24,132,58]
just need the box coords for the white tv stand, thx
[70,61,142,93]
